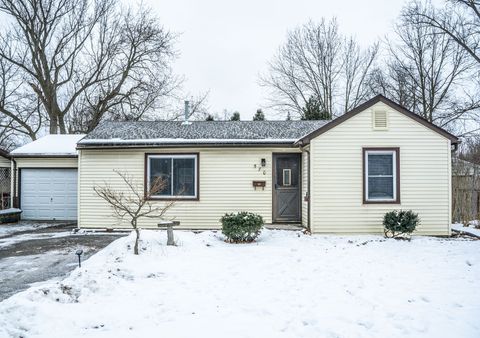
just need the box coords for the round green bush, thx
[221,211,264,243]
[383,210,420,238]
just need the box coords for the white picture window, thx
[364,149,398,202]
[147,154,198,199]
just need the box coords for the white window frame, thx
[147,154,198,199]
[282,168,292,186]
[365,150,396,202]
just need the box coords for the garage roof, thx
[11,134,86,157]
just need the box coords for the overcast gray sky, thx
[145,0,409,119]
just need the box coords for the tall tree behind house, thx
[392,0,480,136]
[0,0,179,141]
[260,18,378,119]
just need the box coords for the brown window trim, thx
[362,147,400,204]
[144,152,200,201]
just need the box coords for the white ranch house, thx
[9,95,459,235]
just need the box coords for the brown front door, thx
[273,153,301,223]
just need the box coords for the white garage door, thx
[20,169,77,220]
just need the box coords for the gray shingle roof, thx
[78,120,328,147]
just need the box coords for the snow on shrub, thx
[221,211,263,243]
[383,210,420,239]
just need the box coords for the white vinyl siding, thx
[0,156,10,168]
[78,148,301,229]
[15,157,78,168]
[309,102,451,235]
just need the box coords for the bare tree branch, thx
[260,18,378,118]
[370,0,478,134]
[403,0,480,65]
[94,170,176,255]
[0,0,180,138]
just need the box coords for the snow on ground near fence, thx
[0,230,479,338]
[452,223,480,237]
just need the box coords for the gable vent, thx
[373,110,388,130]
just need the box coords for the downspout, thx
[305,148,311,233]
[299,143,311,233]
[11,158,17,208]
[450,141,459,233]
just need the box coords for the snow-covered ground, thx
[0,231,73,248]
[0,221,68,238]
[0,228,126,302]
[0,230,479,338]
[452,222,480,237]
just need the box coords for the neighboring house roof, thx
[10,134,86,157]
[296,94,460,145]
[77,120,328,147]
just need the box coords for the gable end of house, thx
[296,94,460,146]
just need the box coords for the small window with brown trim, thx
[147,154,198,199]
[363,148,400,203]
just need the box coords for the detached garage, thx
[10,134,85,221]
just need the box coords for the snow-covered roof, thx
[78,120,327,147]
[11,134,86,157]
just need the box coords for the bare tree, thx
[371,2,473,133]
[163,91,210,121]
[404,0,480,65]
[368,63,418,110]
[399,0,480,135]
[459,134,480,164]
[343,38,379,112]
[94,170,175,255]
[0,46,43,142]
[0,0,179,139]
[260,18,378,118]
[0,121,19,150]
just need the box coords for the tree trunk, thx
[133,221,140,255]
[58,114,67,134]
[49,116,58,134]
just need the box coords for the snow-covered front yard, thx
[0,230,479,338]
